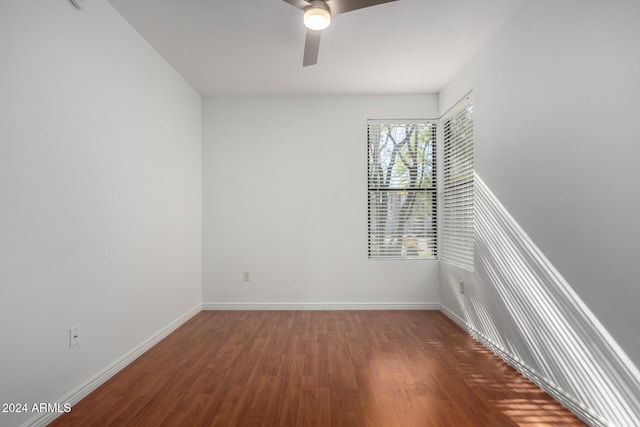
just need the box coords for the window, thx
[367,122,437,259]
[441,97,474,270]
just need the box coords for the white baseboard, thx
[202,302,440,311]
[439,304,607,427]
[24,304,202,427]
[438,304,467,329]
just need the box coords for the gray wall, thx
[0,2,202,426]
[439,0,640,424]
[202,95,440,308]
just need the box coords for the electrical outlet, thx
[459,281,465,294]
[69,326,80,348]
[243,272,250,281]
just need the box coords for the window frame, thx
[367,120,438,260]
[439,95,475,270]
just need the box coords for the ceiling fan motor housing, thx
[307,0,330,13]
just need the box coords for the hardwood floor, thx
[49,311,585,426]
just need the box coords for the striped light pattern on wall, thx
[441,174,640,426]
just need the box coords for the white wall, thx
[203,95,439,308]
[0,2,202,426]
[439,0,640,424]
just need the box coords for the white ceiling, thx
[107,0,523,95]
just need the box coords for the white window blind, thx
[441,97,474,270]
[367,122,437,259]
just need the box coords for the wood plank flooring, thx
[49,311,585,426]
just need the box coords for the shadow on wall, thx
[440,173,640,427]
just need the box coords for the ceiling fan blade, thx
[326,0,396,16]
[282,0,312,11]
[303,29,321,66]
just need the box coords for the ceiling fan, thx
[282,0,398,66]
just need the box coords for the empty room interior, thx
[2,0,639,426]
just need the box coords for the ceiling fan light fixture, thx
[304,4,331,31]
